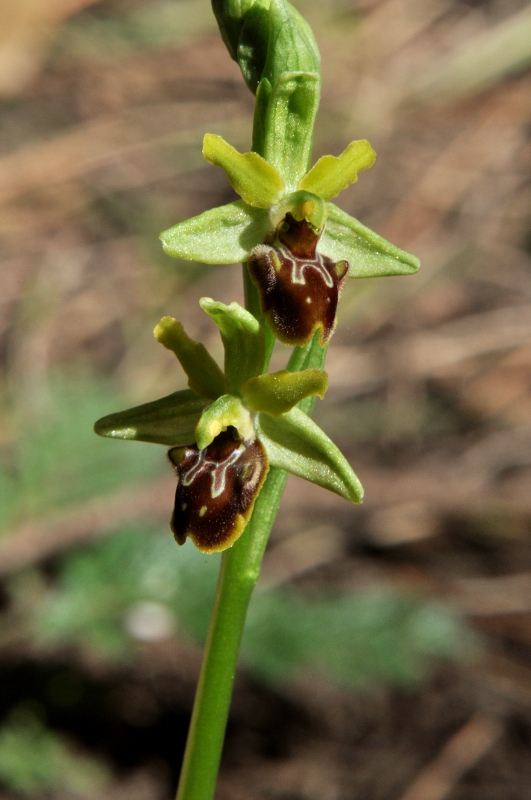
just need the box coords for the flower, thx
[159,134,419,346]
[168,429,269,554]
[94,300,363,553]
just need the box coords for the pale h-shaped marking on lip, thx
[182,443,246,499]
[279,247,335,288]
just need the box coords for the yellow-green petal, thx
[203,133,285,209]
[298,140,376,201]
[154,316,227,400]
[241,368,328,416]
[195,394,254,450]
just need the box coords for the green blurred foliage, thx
[314,395,460,444]
[31,525,220,657]
[26,525,471,687]
[0,708,110,798]
[0,378,165,532]
[244,588,470,687]
[55,0,218,62]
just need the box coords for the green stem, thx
[176,10,325,788]
[175,467,287,800]
[176,303,328,798]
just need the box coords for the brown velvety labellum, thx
[247,214,349,347]
[168,428,268,554]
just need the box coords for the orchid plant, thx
[94,1,419,798]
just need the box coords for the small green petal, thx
[154,316,227,400]
[269,190,327,234]
[94,390,207,446]
[298,140,376,200]
[203,133,285,209]
[200,298,266,393]
[195,394,254,450]
[241,368,328,416]
[321,203,420,277]
[160,200,269,264]
[255,406,363,503]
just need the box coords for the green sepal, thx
[154,316,227,400]
[160,200,269,264]
[298,140,376,201]
[200,298,266,392]
[241,368,328,416]
[321,203,420,277]
[94,390,207,446]
[195,394,253,450]
[255,406,363,503]
[203,134,285,209]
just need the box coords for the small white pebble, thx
[124,601,175,642]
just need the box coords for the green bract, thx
[211,0,321,183]
[95,298,363,550]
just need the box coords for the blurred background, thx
[0,0,530,797]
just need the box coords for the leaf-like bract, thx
[160,201,269,264]
[321,203,420,277]
[94,390,207,446]
[255,406,363,502]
